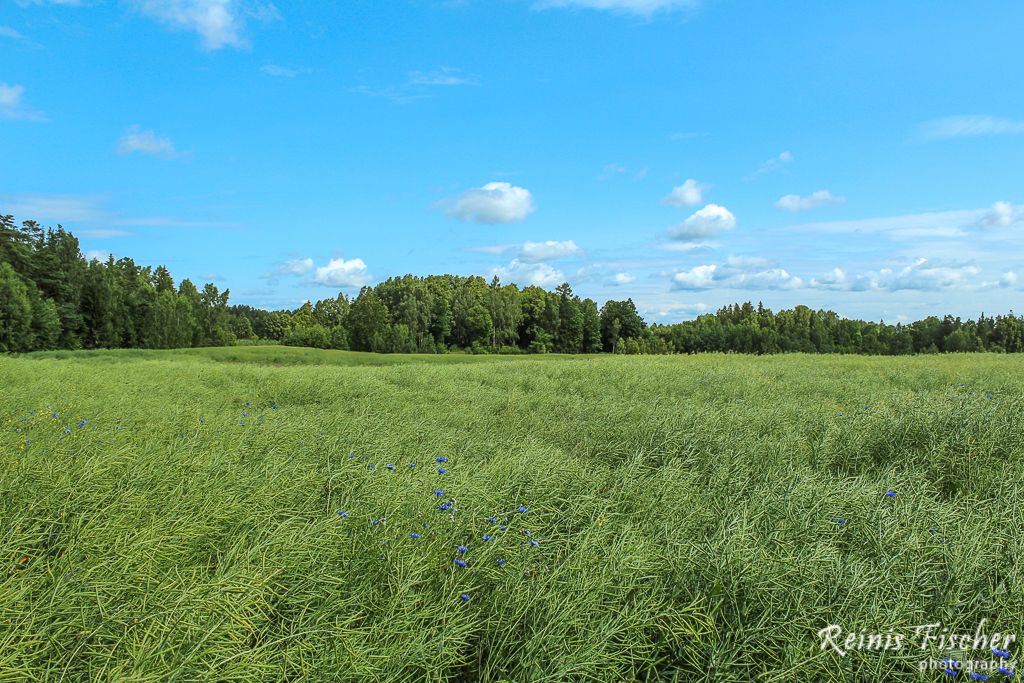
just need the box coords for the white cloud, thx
[407,67,478,87]
[0,194,107,223]
[663,179,708,208]
[0,83,44,120]
[670,264,718,290]
[810,258,983,292]
[354,67,479,103]
[980,201,1016,228]
[84,249,112,262]
[127,0,280,51]
[612,272,636,285]
[536,0,700,18]
[492,259,565,287]
[792,202,1022,240]
[671,258,803,291]
[518,240,582,263]
[0,83,25,109]
[313,258,371,287]
[747,150,794,179]
[443,182,536,224]
[275,257,313,276]
[79,229,131,239]
[917,115,1024,140]
[117,125,179,159]
[668,203,736,241]
[261,64,310,78]
[1002,271,1019,288]
[775,189,845,213]
[0,26,30,42]
[597,163,626,181]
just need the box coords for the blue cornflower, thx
[499,526,507,531]
[993,649,1011,659]
[367,463,376,470]
[439,502,453,511]
[942,669,957,677]
[348,454,357,459]
[523,529,532,536]
[242,412,249,417]
[63,429,71,434]
[457,545,468,553]
[336,510,349,518]
[409,532,422,539]
[835,519,847,525]
[487,516,497,524]
[496,558,506,566]
[271,404,278,410]
[437,468,447,474]
[78,419,87,429]
[408,463,416,468]
[454,559,467,567]
[460,593,471,602]
[369,519,384,526]
[930,529,938,535]
[517,506,528,513]
[997,666,1014,676]
[483,535,493,542]
[884,491,897,497]
[970,673,988,681]
[436,456,448,463]
[51,412,58,419]
[530,539,539,547]
[985,392,994,399]
[385,464,396,471]
[434,490,445,496]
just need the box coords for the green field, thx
[2,348,1022,681]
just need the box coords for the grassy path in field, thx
[1,350,1022,681]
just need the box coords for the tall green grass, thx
[1,351,1021,681]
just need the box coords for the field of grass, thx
[2,349,1022,681]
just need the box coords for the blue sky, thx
[2,0,1022,323]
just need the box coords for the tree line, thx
[2,215,1022,355]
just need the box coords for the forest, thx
[2,216,1022,355]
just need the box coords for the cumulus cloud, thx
[443,182,536,224]
[667,203,736,241]
[809,258,984,292]
[917,115,1024,140]
[127,0,280,51]
[536,0,700,17]
[491,259,565,287]
[0,82,44,120]
[662,179,708,208]
[775,189,844,213]
[117,125,179,159]
[671,256,803,291]
[612,272,636,285]
[313,258,371,287]
[84,249,112,262]
[275,257,313,276]
[518,240,582,263]
[979,201,1016,228]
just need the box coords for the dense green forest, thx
[2,215,1022,355]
